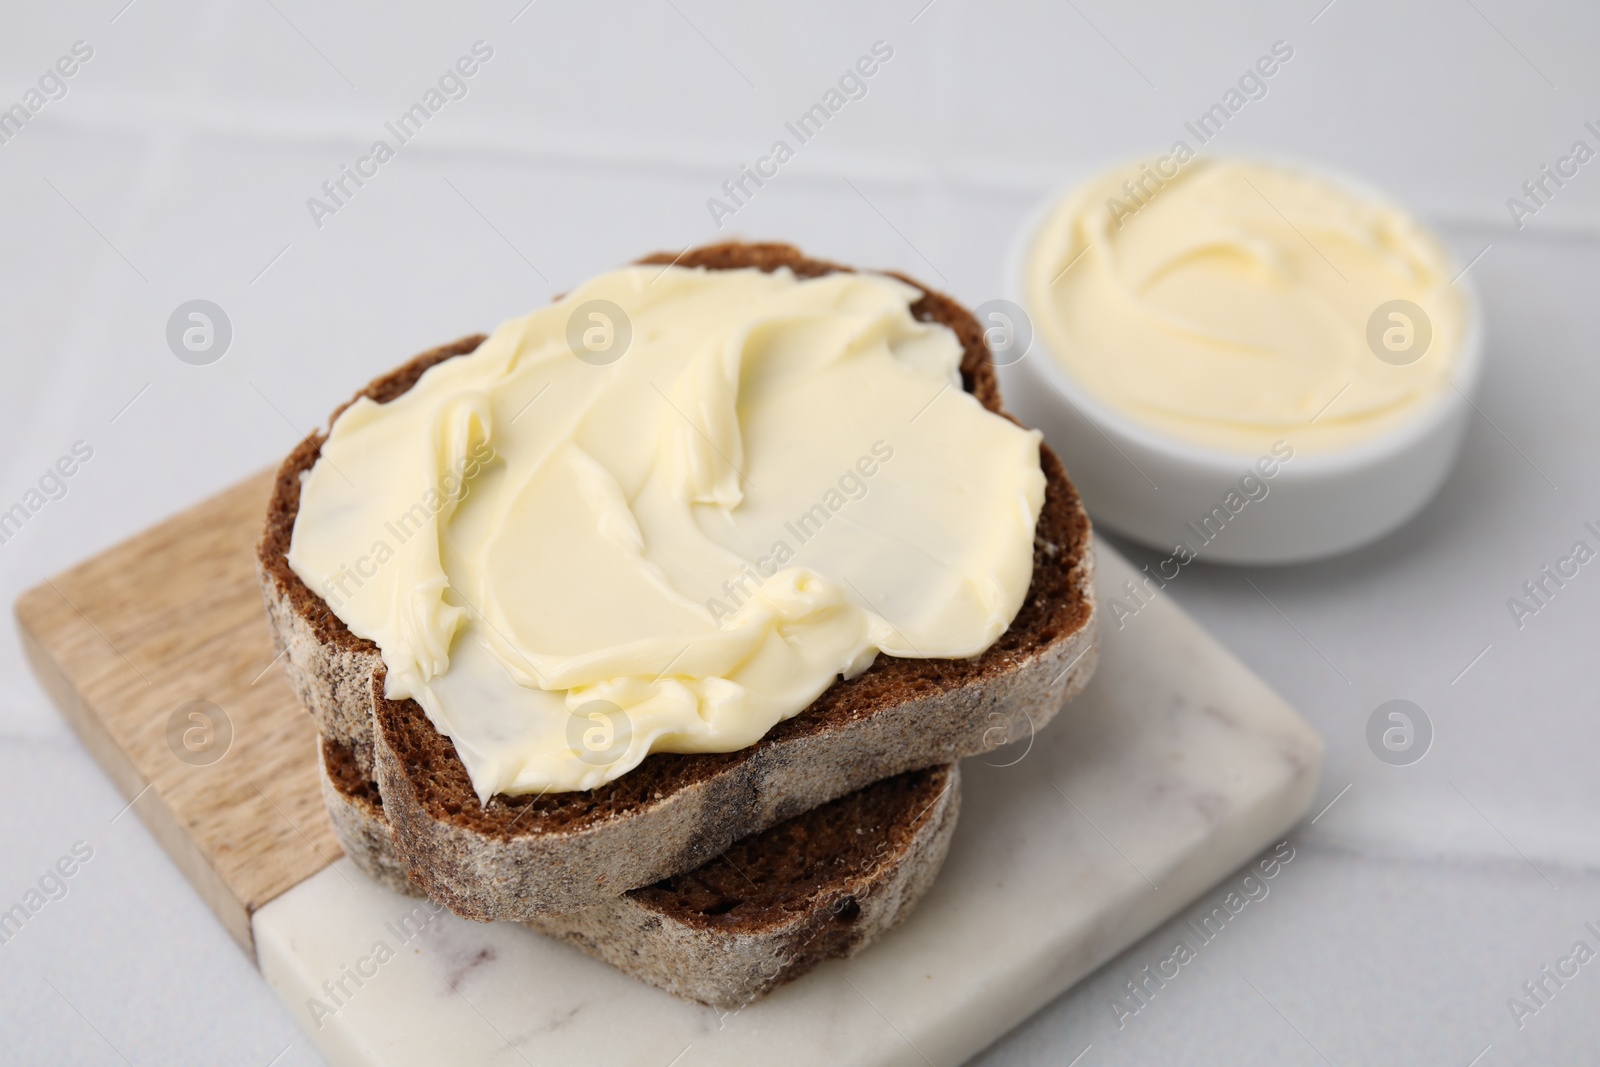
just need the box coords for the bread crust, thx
[317,735,423,898]
[528,763,960,1008]
[319,732,958,1008]
[258,241,1097,918]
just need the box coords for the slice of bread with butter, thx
[257,241,1098,973]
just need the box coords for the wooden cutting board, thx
[14,469,331,957]
[16,470,1323,1067]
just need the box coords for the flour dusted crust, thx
[319,731,958,1008]
[257,241,1097,919]
[317,735,422,899]
[526,762,960,1008]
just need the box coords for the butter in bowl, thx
[1001,155,1483,564]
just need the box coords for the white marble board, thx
[254,543,1323,1066]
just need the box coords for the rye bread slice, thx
[529,761,959,1008]
[257,241,1098,918]
[259,333,487,775]
[318,733,421,898]
[317,732,959,1008]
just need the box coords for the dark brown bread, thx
[318,731,958,1007]
[259,334,487,776]
[527,761,959,1007]
[318,734,421,898]
[258,241,1098,918]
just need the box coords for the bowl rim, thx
[1003,151,1486,479]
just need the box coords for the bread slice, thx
[318,732,959,1008]
[318,733,421,899]
[261,334,487,778]
[257,241,1098,919]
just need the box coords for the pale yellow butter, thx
[1027,157,1467,454]
[289,266,1044,799]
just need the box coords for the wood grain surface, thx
[13,469,336,960]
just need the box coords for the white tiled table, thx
[3,2,1598,1064]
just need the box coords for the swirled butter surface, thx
[1027,157,1467,454]
[288,265,1044,799]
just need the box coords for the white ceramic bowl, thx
[998,160,1485,566]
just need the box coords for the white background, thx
[2,0,1598,1064]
